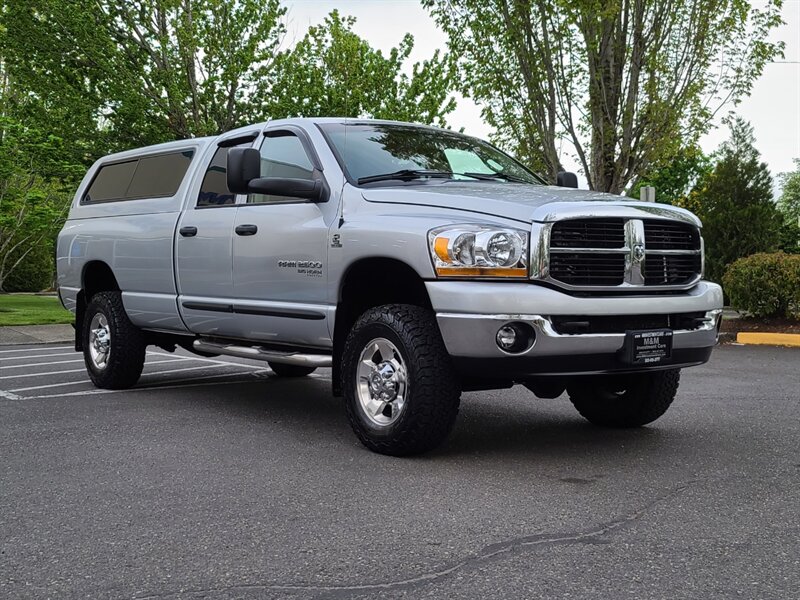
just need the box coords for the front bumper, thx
[427,280,723,377]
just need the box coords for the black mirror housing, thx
[227,147,261,194]
[247,177,324,201]
[557,171,578,188]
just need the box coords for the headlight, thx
[428,224,529,278]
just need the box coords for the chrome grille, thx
[643,220,699,250]
[542,217,702,290]
[644,254,702,286]
[550,218,624,249]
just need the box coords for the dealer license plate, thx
[623,329,673,365]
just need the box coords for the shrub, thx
[722,252,800,319]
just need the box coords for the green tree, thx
[424,0,784,192]
[777,159,800,253]
[2,0,287,152]
[629,145,712,205]
[260,11,455,126]
[690,118,782,283]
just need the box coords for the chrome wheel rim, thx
[88,313,111,370]
[356,337,408,426]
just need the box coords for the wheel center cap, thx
[369,362,398,401]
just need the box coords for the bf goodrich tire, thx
[268,362,317,377]
[342,304,461,456]
[567,369,681,428]
[82,291,146,389]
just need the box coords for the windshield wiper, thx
[461,171,528,183]
[357,169,456,185]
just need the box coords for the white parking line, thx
[21,370,275,400]
[0,357,195,380]
[9,363,252,393]
[0,358,84,370]
[1,351,77,361]
[145,350,266,370]
[0,346,72,354]
[0,389,21,400]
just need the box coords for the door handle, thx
[235,224,258,236]
[179,226,198,237]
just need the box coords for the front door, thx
[175,144,241,336]
[229,129,334,348]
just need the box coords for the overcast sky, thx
[283,0,800,188]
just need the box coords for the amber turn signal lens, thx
[435,267,528,278]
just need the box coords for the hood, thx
[361,182,701,226]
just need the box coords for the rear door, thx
[228,128,333,348]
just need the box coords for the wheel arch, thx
[332,257,433,396]
[75,261,121,351]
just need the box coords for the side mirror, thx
[248,177,323,201]
[227,147,261,194]
[557,171,578,188]
[226,147,325,201]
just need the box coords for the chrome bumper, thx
[428,281,723,376]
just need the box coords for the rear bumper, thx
[427,280,723,377]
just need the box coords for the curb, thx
[0,324,74,346]
[736,332,800,347]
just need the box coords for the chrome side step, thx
[193,339,332,368]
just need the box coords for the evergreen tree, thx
[691,118,782,283]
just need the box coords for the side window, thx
[197,147,237,207]
[83,150,194,203]
[83,160,138,203]
[248,132,315,205]
[126,151,194,199]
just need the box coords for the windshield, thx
[318,122,544,186]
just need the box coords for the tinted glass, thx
[197,147,237,207]
[126,151,194,198]
[319,123,543,185]
[83,160,137,202]
[248,133,315,204]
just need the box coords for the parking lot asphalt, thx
[1,343,798,599]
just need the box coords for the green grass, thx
[0,294,74,326]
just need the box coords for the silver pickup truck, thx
[57,117,723,455]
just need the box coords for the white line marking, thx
[0,368,87,380]
[0,346,72,354]
[9,364,249,393]
[0,358,83,370]
[0,389,22,400]
[0,357,194,380]
[1,351,77,361]
[146,350,266,370]
[22,370,274,399]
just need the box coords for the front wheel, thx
[567,369,681,428]
[82,291,147,389]
[342,304,461,456]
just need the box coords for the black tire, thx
[268,362,317,377]
[342,304,460,456]
[567,369,681,428]
[82,291,146,389]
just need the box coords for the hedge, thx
[722,252,800,319]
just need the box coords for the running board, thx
[193,339,332,368]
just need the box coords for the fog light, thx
[495,322,535,353]
[496,325,517,350]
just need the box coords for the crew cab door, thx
[175,144,241,336]
[228,129,333,347]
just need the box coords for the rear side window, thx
[83,150,194,203]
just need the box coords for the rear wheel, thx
[82,291,146,389]
[268,362,316,377]
[342,304,460,456]
[567,369,681,428]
